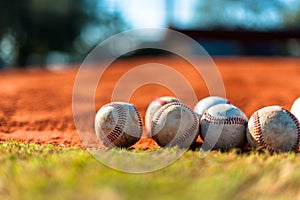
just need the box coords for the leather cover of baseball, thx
[145,96,181,135]
[151,102,199,148]
[193,96,230,119]
[291,97,300,121]
[200,104,248,151]
[247,106,300,152]
[94,102,142,148]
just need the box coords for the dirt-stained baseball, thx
[193,96,231,119]
[151,102,199,148]
[291,97,300,121]
[247,106,300,152]
[145,96,181,135]
[94,102,142,148]
[200,104,248,151]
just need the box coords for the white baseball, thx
[200,104,248,151]
[94,102,142,148]
[151,102,199,148]
[145,96,181,135]
[291,97,300,121]
[193,96,231,119]
[247,106,300,152]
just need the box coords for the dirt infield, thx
[0,57,300,148]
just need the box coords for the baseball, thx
[291,97,300,121]
[200,104,248,151]
[151,102,199,148]
[247,106,300,152]
[94,102,143,148]
[145,96,181,135]
[193,96,231,119]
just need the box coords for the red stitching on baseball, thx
[152,102,198,147]
[151,102,170,136]
[203,111,247,125]
[102,103,127,146]
[282,107,300,151]
[226,100,231,104]
[132,105,143,136]
[151,102,184,136]
[169,103,198,147]
[252,111,276,152]
[252,111,262,144]
[157,99,167,106]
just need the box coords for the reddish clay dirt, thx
[0,56,300,148]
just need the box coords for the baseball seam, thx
[152,102,198,147]
[145,98,168,133]
[156,98,167,106]
[282,107,300,151]
[102,103,127,147]
[169,104,198,147]
[253,108,300,152]
[132,105,143,136]
[252,111,276,152]
[151,103,168,136]
[151,102,183,135]
[203,111,247,125]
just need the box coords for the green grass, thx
[1,140,300,200]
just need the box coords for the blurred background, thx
[1,0,300,68]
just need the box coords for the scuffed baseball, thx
[291,97,300,121]
[193,96,231,119]
[200,104,248,151]
[247,106,300,152]
[151,102,199,148]
[94,102,142,148]
[145,96,181,135]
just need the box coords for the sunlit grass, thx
[0,140,300,200]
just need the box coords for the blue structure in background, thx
[103,0,300,56]
[1,0,300,67]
